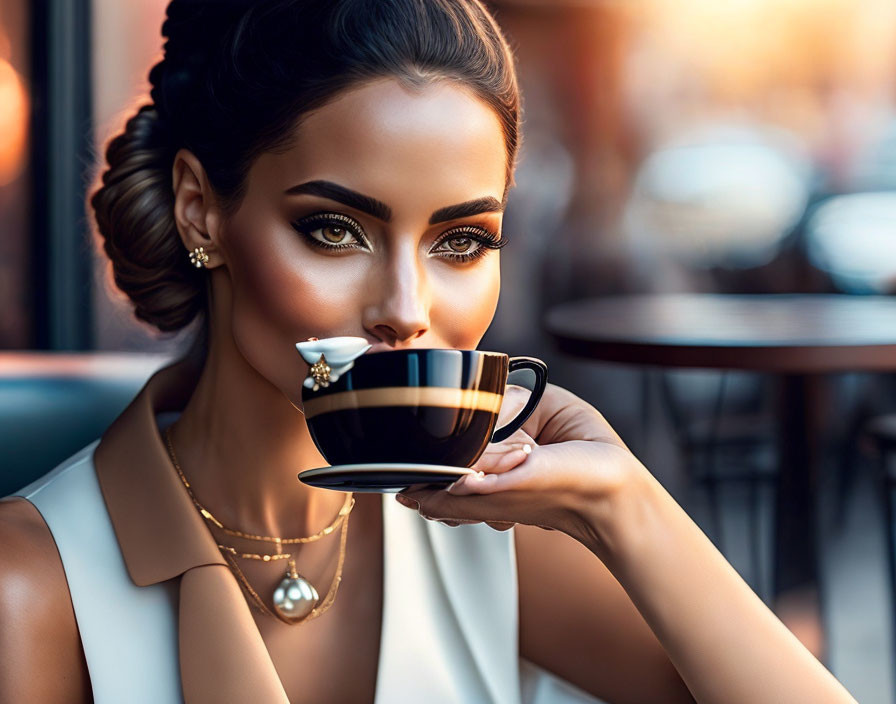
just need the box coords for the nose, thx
[362,242,431,347]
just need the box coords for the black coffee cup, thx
[301,348,548,467]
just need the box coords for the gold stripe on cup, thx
[303,387,505,419]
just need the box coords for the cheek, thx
[222,225,368,404]
[431,258,501,349]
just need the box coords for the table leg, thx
[773,374,825,660]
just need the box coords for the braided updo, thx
[90,0,520,339]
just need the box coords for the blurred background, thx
[2,0,896,700]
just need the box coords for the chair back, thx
[0,353,170,497]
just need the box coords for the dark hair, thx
[90,0,520,336]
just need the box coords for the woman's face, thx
[212,78,508,407]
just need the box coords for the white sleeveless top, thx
[13,435,604,704]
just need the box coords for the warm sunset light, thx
[0,57,28,186]
[635,0,896,102]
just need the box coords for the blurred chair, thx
[810,190,896,700]
[804,192,896,523]
[865,417,896,698]
[658,370,777,600]
[621,124,813,599]
[0,352,170,497]
[834,122,896,699]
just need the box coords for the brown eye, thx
[447,237,473,252]
[291,212,370,252]
[429,227,506,263]
[322,225,349,243]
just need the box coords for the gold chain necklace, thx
[163,425,354,625]
[220,511,351,624]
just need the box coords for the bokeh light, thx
[0,56,29,186]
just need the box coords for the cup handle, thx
[491,357,548,443]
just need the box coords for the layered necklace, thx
[163,426,355,625]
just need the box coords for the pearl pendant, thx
[272,568,319,623]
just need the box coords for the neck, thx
[168,325,348,540]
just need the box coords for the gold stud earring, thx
[189,246,210,268]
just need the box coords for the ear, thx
[172,148,224,268]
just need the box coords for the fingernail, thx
[396,494,418,509]
[521,444,532,455]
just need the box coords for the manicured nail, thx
[517,443,532,455]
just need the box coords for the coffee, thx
[301,348,547,467]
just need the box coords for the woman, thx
[0,1,856,702]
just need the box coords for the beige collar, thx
[93,357,290,702]
[93,356,225,585]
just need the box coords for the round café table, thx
[545,293,896,658]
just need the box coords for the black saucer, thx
[298,462,476,493]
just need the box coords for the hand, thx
[397,383,643,541]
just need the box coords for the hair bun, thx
[90,104,206,333]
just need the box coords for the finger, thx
[470,444,531,475]
[445,441,596,497]
[485,521,515,531]
[445,468,520,496]
[496,384,531,426]
[399,471,567,530]
[469,444,515,469]
[477,429,533,458]
[472,427,536,473]
[490,445,532,473]
[461,446,532,487]
[450,443,540,496]
[395,494,488,528]
[487,427,535,451]
[395,493,419,510]
[402,481,543,528]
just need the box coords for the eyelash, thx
[290,212,507,263]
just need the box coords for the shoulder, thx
[0,497,69,603]
[515,524,695,704]
[0,498,92,703]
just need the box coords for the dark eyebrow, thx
[285,180,505,226]
[284,180,392,222]
[429,196,505,225]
